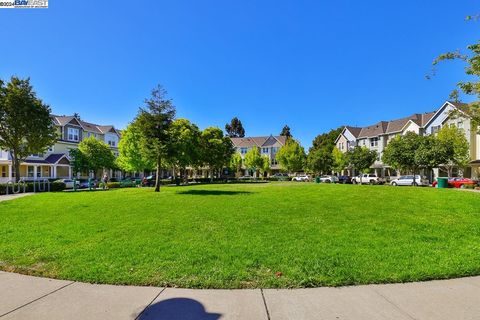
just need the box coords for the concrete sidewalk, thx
[1,271,480,319]
[0,193,33,202]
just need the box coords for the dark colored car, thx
[338,175,352,184]
[143,175,156,187]
[78,179,97,189]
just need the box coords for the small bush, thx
[50,181,66,192]
[107,182,121,189]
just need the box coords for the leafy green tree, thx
[229,152,243,178]
[332,147,348,173]
[0,77,57,182]
[77,136,116,178]
[276,139,306,173]
[135,85,176,192]
[117,121,154,174]
[430,18,480,125]
[347,146,377,177]
[382,132,425,184]
[310,127,343,153]
[436,125,470,176]
[280,125,292,139]
[414,134,447,172]
[259,155,271,179]
[307,148,333,175]
[225,117,245,138]
[200,127,235,181]
[69,148,89,177]
[168,118,201,183]
[244,147,263,177]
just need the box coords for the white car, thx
[390,175,429,187]
[319,175,339,183]
[292,175,310,182]
[352,174,384,185]
[55,179,80,189]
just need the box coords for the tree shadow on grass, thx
[137,298,221,320]
[176,190,252,196]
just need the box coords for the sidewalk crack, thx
[0,281,75,318]
[134,287,166,320]
[371,287,418,320]
[260,289,271,320]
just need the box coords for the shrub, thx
[107,182,121,189]
[50,181,66,192]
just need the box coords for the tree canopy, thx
[135,85,176,192]
[0,77,57,181]
[77,136,116,178]
[117,121,154,174]
[276,139,306,173]
[436,125,470,176]
[244,147,263,175]
[200,127,235,180]
[280,125,292,139]
[225,117,245,138]
[346,146,377,174]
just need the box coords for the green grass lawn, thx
[1,182,480,288]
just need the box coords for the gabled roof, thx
[45,153,70,164]
[345,126,362,138]
[230,135,286,148]
[52,115,120,136]
[358,121,388,138]
[385,112,435,134]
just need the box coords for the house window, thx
[240,147,248,154]
[27,166,34,178]
[271,158,278,165]
[431,125,441,134]
[1,166,6,178]
[108,140,116,147]
[272,147,279,153]
[67,128,80,141]
[47,146,54,153]
[370,137,379,147]
[262,147,269,154]
[457,121,464,129]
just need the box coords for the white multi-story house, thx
[0,115,121,183]
[230,135,287,176]
[336,100,480,179]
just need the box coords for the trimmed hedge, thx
[106,182,121,189]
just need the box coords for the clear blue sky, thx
[0,1,477,148]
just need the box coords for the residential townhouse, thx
[335,100,480,179]
[0,115,121,183]
[230,135,287,176]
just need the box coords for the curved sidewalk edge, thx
[1,271,480,320]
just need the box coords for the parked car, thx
[390,175,429,187]
[318,175,339,183]
[143,175,156,187]
[272,173,290,181]
[55,179,80,189]
[352,174,384,185]
[78,179,97,189]
[338,175,352,184]
[292,174,311,182]
[432,177,477,188]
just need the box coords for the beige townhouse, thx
[335,100,480,179]
[0,115,121,183]
[230,135,287,176]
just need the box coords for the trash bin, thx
[437,177,449,188]
[315,177,320,184]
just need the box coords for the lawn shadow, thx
[176,190,252,196]
[137,298,221,320]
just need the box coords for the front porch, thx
[0,162,72,184]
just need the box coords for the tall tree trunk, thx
[13,155,20,183]
[155,154,161,192]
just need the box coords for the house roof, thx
[345,126,362,138]
[52,115,119,136]
[230,135,286,148]
[45,153,69,164]
[355,110,436,139]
